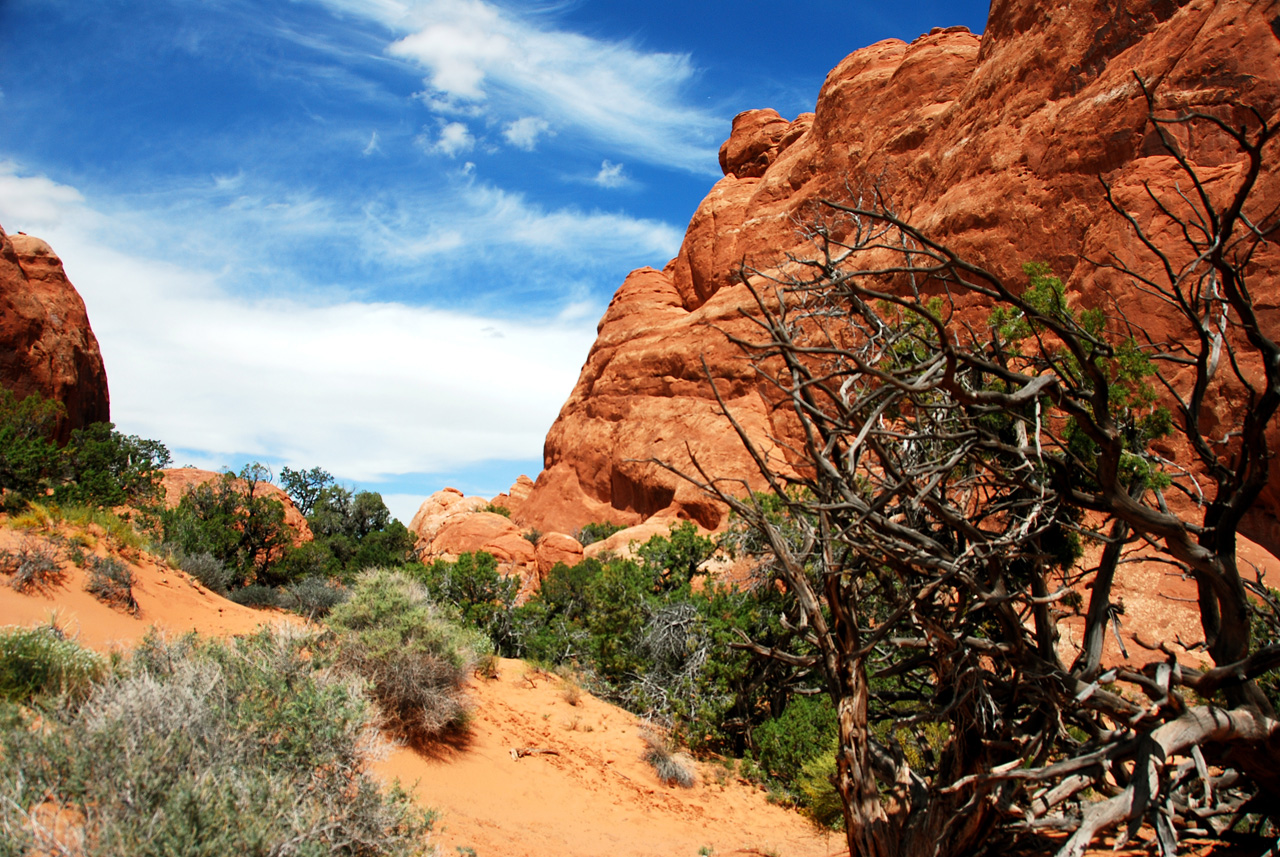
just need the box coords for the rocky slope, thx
[0,226,110,443]
[516,0,1280,552]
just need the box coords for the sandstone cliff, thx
[0,225,110,443]
[517,0,1280,551]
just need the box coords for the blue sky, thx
[0,0,989,523]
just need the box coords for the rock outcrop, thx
[0,226,110,443]
[408,485,587,596]
[517,0,1280,551]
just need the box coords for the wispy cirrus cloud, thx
[311,0,722,172]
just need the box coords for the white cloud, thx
[0,162,597,483]
[321,0,722,172]
[362,130,382,155]
[593,160,628,188]
[424,121,475,156]
[502,116,551,151]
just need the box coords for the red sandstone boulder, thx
[518,0,1280,555]
[158,468,313,545]
[429,512,536,566]
[0,227,110,443]
[409,488,490,546]
[534,531,584,576]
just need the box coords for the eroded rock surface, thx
[518,0,1280,551]
[0,227,110,443]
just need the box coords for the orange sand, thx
[0,523,295,649]
[375,659,846,857]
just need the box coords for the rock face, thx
[408,486,587,596]
[517,0,1280,552]
[0,226,110,443]
[159,469,314,545]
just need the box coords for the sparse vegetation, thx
[0,627,435,856]
[641,728,696,788]
[0,538,65,593]
[84,554,138,613]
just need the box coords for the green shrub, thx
[161,466,292,586]
[0,628,435,856]
[0,538,65,593]
[412,552,519,653]
[796,752,843,829]
[0,624,104,703]
[753,695,839,784]
[228,583,282,609]
[84,555,138,614]
[327,569,484,744]
[480,503,510,518]
[281,576,348,619]
[574,520,626,546]
[0,389,63,511]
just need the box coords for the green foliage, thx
[54,422,171,508]
[278,465,334,517]
[0,627,435,856]
[480,502,511,518]
[160,466,293,587]
[753,695,838,784]
[637,520,715,591]
[0,389,170,513]
[574,520,626,546]
[327,569,483,743]
[0,388,63,509]
[795,752,843,829]
[411,552,519,653]
[304,487,415,580]
[0,624,104,703]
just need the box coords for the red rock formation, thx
[158,468,313,545]
[0,226,110,443]
[518,0,1280,552]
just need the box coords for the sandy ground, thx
[0,521,295,649]
[3,516,1275,857]
[375,658,845,857]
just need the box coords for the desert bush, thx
[327,569,484,744]
[573,520,625,546]
[0,627,435,856]
[59,504,147,550]
[160,466,293,586]
[641,729,696,788]
[84,555,138,614]
[228,583,282,609]
[0,538,65,593]
[480,503,510,518]
[178,549,235,594]
[282,576,348,619]
[0,624,104,703]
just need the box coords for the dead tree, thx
[674,81,1280,857]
